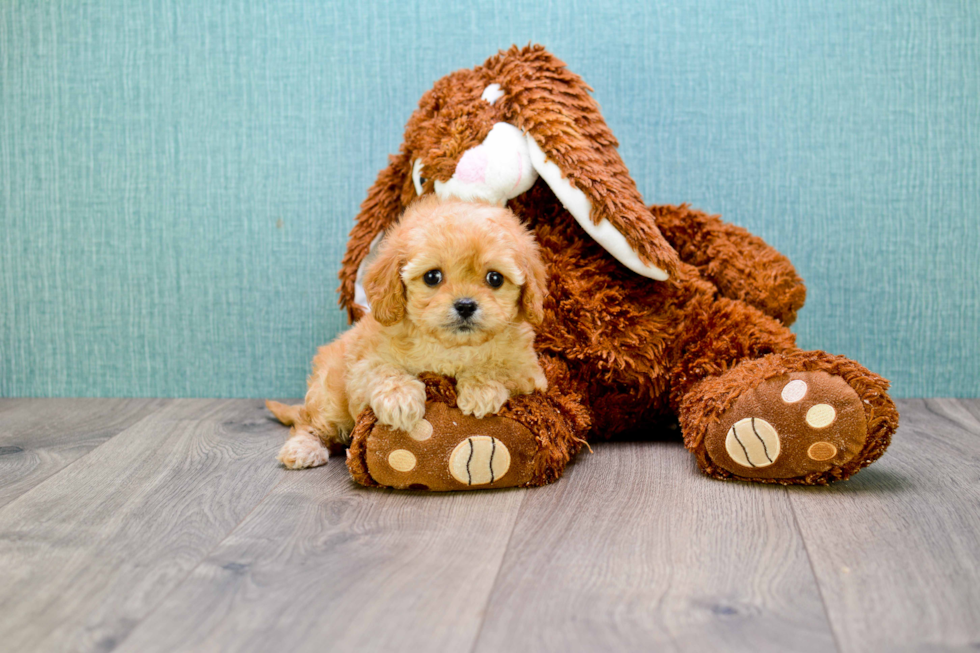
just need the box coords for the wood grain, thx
[0,399,29,413]
[0,398,168,508]
[114,462,526,653]
[1,398,979,653]
[789,398,980,653]
[0,399,287,653]
[473,439,835,653]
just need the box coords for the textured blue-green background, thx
[1,0,977,398]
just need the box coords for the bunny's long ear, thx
[338,152,414,322]
[488,46,680,280]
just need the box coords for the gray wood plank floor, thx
[0,398,977,653]
[0,398,168,508]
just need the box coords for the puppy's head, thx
[363,196,546,346]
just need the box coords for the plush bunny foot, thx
[680,352,898,485]
[346,373,588,491]
[352,402,540,490]
[704,371,868,478]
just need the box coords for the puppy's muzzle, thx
[454,298,478,320]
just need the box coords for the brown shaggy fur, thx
[332,44,898,487]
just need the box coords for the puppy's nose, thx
[454,298,478,319]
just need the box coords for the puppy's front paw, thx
[371,379,427,432]
[531,366,548,392]
[457,380,510,419]
[277,429,330,469]
[515,366,548,394]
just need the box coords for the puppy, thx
[267,196,548,469]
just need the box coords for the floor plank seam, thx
[106,472,290,652]
[0,401,172,516]
[466,488,529,653]
[787,487,844,653]
[5,398,978,652]
[922,399,980,436]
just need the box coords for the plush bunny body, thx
[336,45,898,489]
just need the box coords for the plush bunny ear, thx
[486,45,680,280]
[338,152,414,322]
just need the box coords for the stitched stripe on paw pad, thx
[449,436,510,486]
[725,418,780,468]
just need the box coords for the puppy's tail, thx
[265,400,303,426]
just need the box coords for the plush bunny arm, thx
[653,204,807,325]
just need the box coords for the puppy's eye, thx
[423,269,443,287]
[419,177,428,186]
[485,271,504,288]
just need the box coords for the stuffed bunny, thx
[335,45,897,490]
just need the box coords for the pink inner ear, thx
[454,146,488,184]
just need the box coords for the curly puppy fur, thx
[270,196,548,469]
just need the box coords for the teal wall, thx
[1,0,978,398]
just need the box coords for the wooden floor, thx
[0,399,978,652]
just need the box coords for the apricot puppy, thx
[267,196,548,469]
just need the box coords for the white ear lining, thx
[354,232,386,311]
[524,135,669,281]
[411,159,424,196]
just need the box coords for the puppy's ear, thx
[362,237,407,327]
[338,152,414,323]
[487,45,680,281]
[518,244,548,327]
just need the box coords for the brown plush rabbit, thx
[293,45,898,490]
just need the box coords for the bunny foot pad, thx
[704,371,867,480]
[358,402,539,491]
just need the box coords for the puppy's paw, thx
[532,365,548,392]
[277,429,330,469]
[506,366,548,396]
[457,379,510,419]
[371,378,427,433]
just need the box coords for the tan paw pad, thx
[805,404,836,428]
[409,419,433,441]
[808,441,838,461]
[387,449,417,472]
[781,379,808,403]
[449,436,510,486]
[725,418,780,468]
